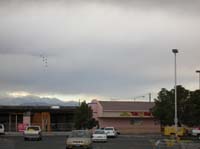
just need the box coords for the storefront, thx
[89,100,160,134]
[0,105,76,132]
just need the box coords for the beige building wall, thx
[90,100,161,134]
[99,118,160,134]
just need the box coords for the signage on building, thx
[23,115,31,125]
[120,112,132,117]
[119,111,152,117]
[18,123,28,132]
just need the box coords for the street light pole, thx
[133,95,145,102]
[196,70,200,90]
[172,49,178,136]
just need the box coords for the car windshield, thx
[27,127,39,131]
[94,130,105,134]
[70,131,90,138]
[105,128,114,131]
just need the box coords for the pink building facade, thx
[89,100,160,134]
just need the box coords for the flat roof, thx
[99,101,154,111]
[0,105,77,113]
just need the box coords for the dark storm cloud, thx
[0,0,200,99]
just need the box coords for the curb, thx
[4,132,161,137]
[4,132,71,137]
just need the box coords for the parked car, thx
[0,124,5,135]
[66,130,93,149]
[23,125,42,141]
[191,127,200,139]
[92,129,107,142]
[104,127,117,138]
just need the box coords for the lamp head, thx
[196,70,200,73]
[172,49,178,54]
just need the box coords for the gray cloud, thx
[1,0,200,16]
[0,0,200,100]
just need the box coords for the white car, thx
[23,125,42,141]
[92,129,107,142]
[0,124,5,135]
[104,127,117,138]
[191,127,200,139]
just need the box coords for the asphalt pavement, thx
[1,135,200,149]
[0,135,154,149]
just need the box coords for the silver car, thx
[66,130,93,149]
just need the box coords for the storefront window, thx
[130,118,143,125]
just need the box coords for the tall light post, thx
[196,70,200,90]
[172,49,178,135]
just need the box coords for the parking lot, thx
[1,135,200,149]
[0,135,157,149]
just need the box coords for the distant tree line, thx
[152,85,200,126]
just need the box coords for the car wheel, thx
[24,138,27,141]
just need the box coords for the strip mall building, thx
[89,100,160,134]
[0,105,76,132]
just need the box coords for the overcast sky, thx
[0,0,200,101]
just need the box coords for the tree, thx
[152,88,174,125]
[152,85,190,126]
[176,85,190,125]
[183,90,200,126]
[74,101,98,129]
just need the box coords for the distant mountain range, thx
[0,96,79,106]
